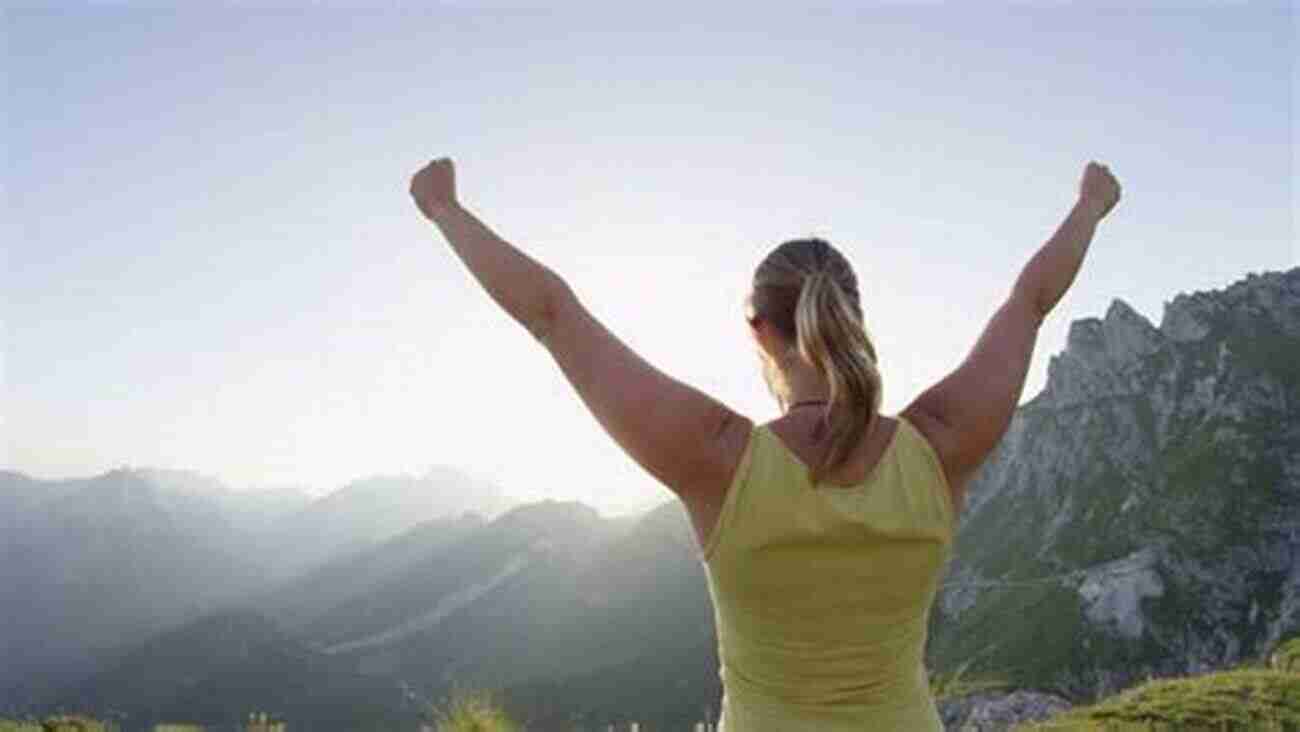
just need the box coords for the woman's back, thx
[702,414,955,731]
[414,155,1119,730]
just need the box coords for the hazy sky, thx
[6,3,1295,515]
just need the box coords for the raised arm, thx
[409,158,752,535]
[903,162,1121,510]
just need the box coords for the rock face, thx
[929,268,1300,697]
[940,690,1074,731]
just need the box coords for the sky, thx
[4,2,1296,516]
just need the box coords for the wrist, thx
[427,200,463,223]
[1074,196,1106,223]
[1066,197,1097,223]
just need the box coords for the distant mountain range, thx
[254,467,513,584]
[55,610,410,731]
[0,465,511,711]
[42,499,716,731]
[1,468,276,708]
[7,268,1297,731]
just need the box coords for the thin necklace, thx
[787,399,828,410]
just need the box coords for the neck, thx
[779,361,830,414]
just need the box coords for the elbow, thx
[524,269,574,343]
[1009,281,1049,328]
[1010,265,1052,323]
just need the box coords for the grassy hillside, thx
[1018,668,1300,730]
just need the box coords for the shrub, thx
[427,688,518,732]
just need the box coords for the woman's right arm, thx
[902,162,1121,511]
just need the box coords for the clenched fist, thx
[410,157,458,221]
[1079,161,1121,221]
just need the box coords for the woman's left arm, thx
[410,157,752,507]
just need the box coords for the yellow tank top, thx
[702,415,956,731]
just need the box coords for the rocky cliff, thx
[929,268,1300,697]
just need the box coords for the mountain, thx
[54,610,410,732]
[134,468,313,534]
[253,512,486,631]
[927,268,1300,697]
[59,499,713,731]
[0,464,508,710]
[305,500,613,669]
[257,467,513,583]
[1,471,61,535]
[291,498,718,728]
[502,500,721,729]
[0,469,273,706]
[504,634,720,731]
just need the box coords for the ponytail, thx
[794,270,883,485]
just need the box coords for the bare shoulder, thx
[899,403,966,512]
[898,404,953,455]
[683,410,756,549]
[719,410,757,467]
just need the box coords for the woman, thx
[409,158,1121,730]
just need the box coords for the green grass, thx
[425,688,518,732]
[1016,669,1300,731]
[1273,638,1300,672]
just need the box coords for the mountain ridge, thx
[930,267,1299,695]
[0,462,518,708]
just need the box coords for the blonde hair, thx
[751,238,883,485]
